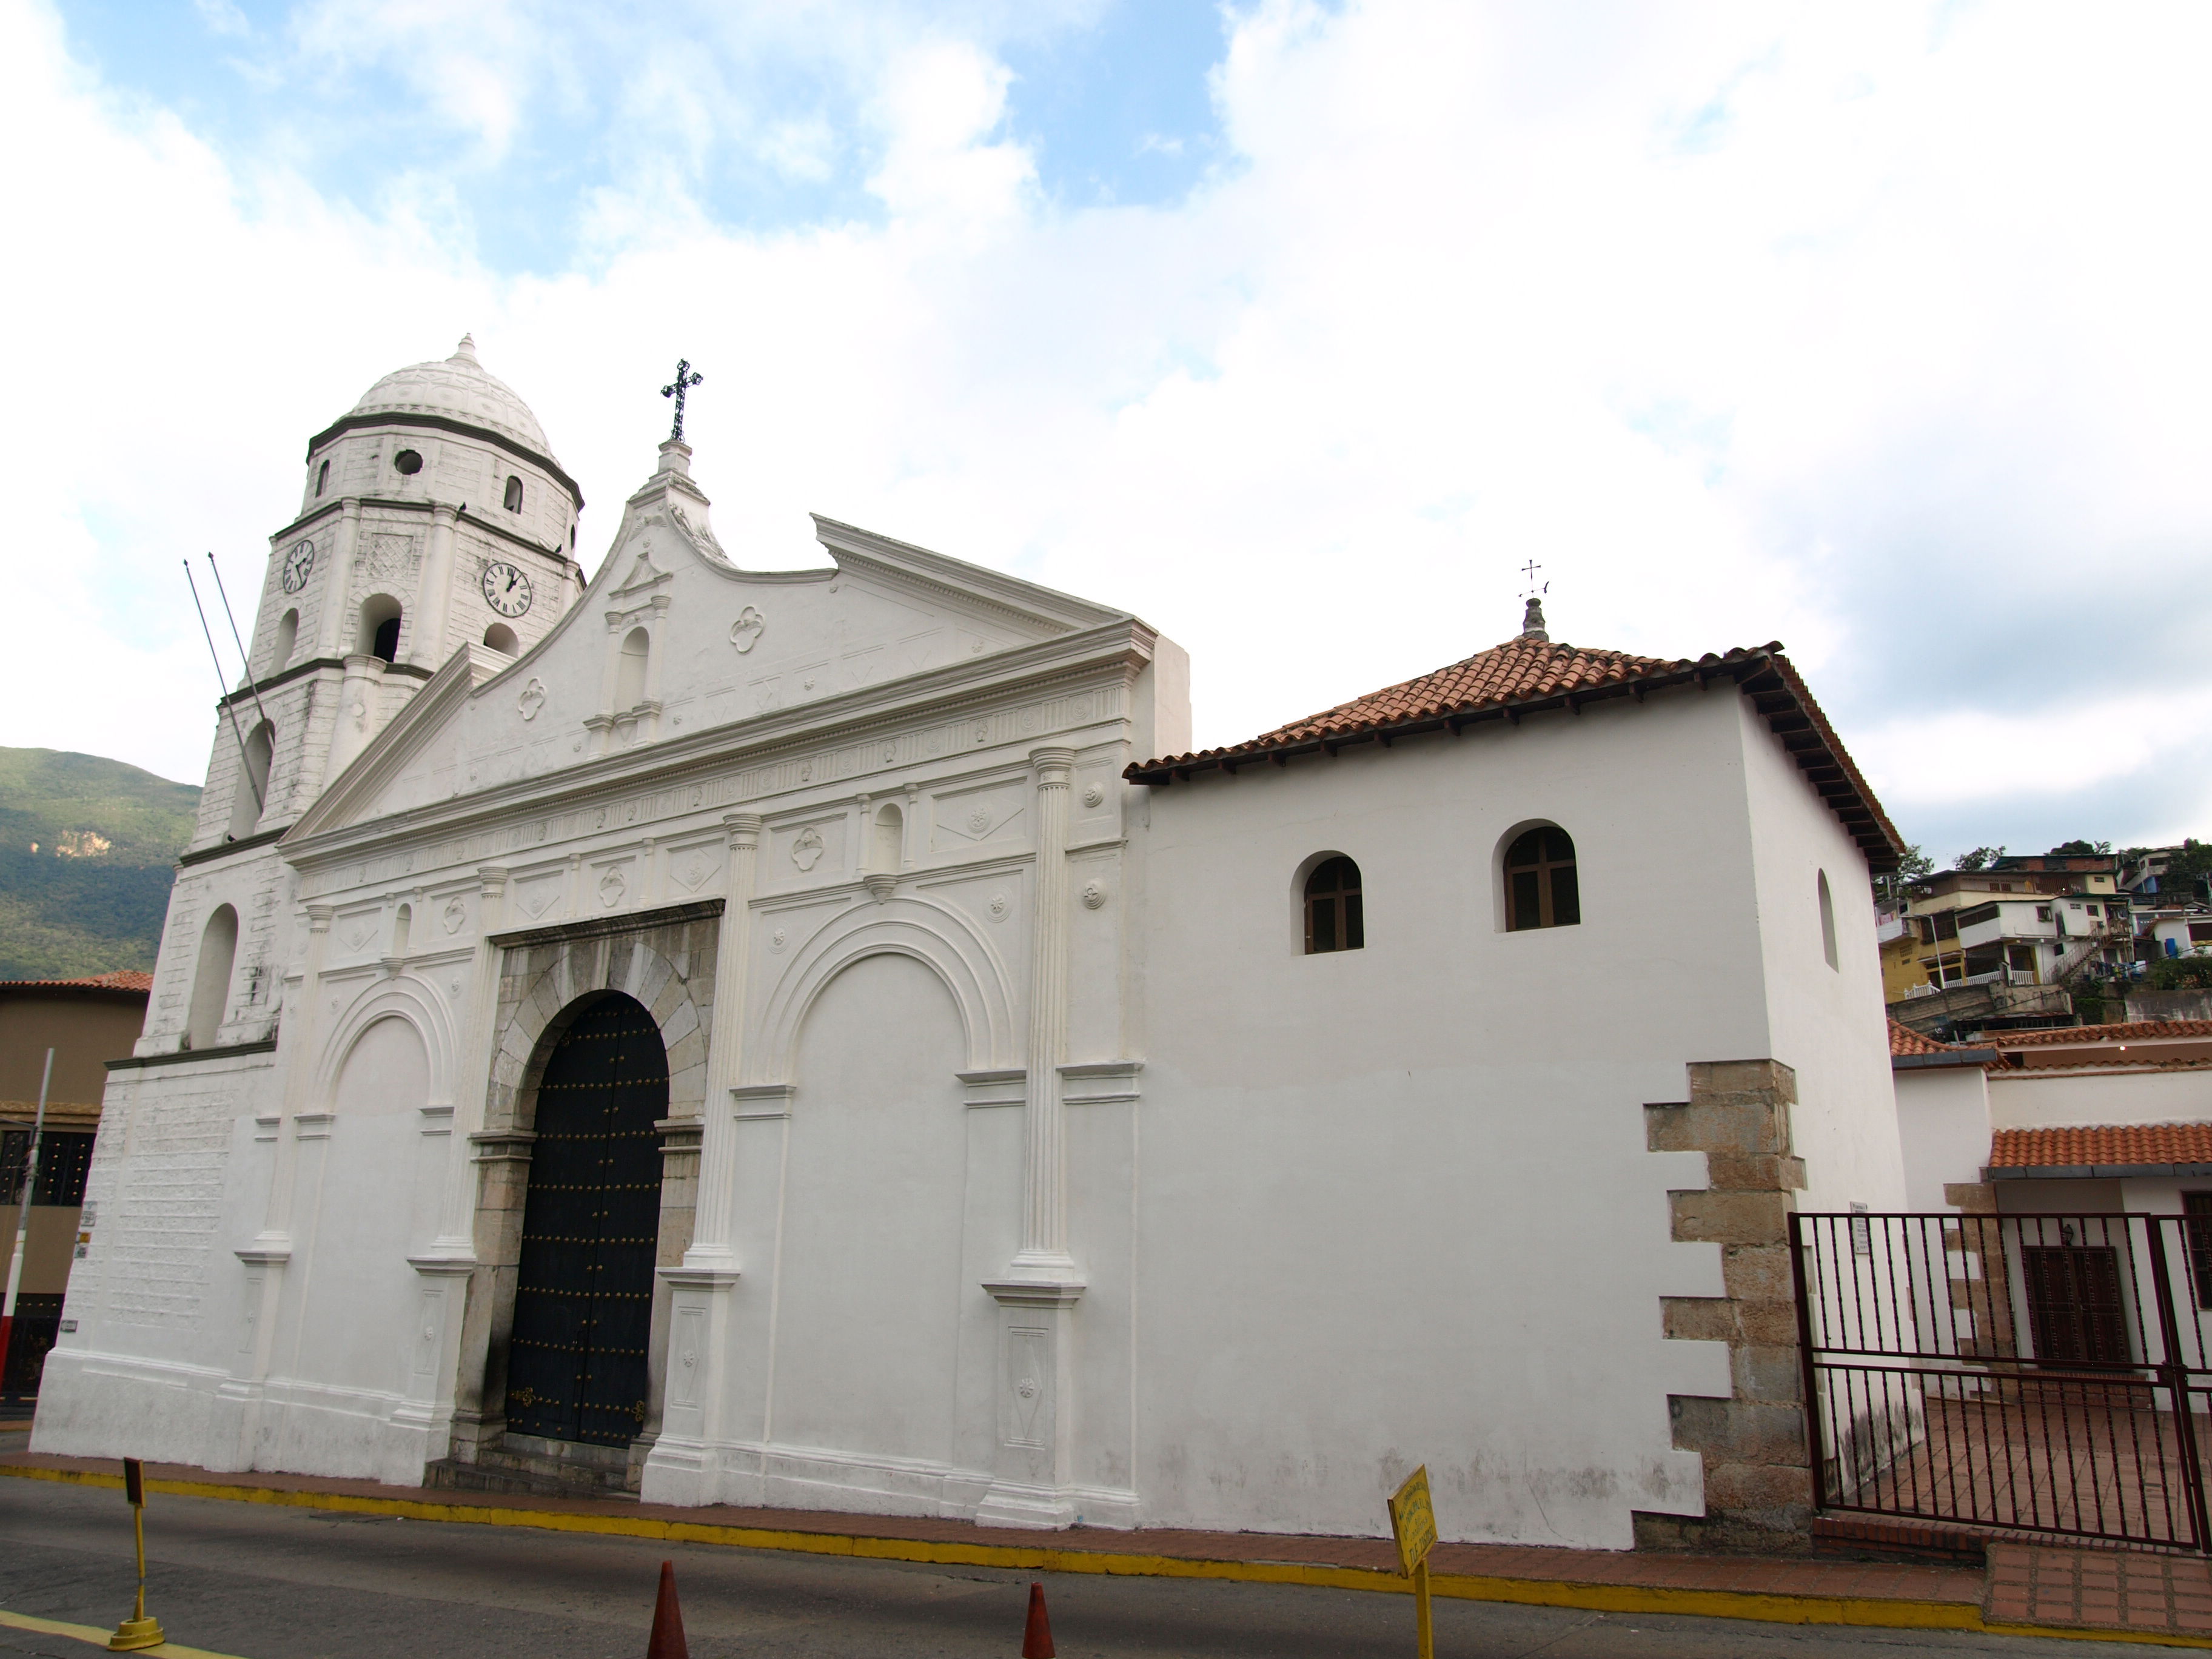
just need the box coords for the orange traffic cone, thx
[646,1560,689,1659]
[1021,1580,1055,1658]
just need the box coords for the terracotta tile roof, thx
[1993,1021,2212,1048]
[0,971,152,993]
[1891,1020,1954,1056]
[1126,637,1906,871]
[1991,1123,2212,1170]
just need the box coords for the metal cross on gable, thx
[660,358,705,443]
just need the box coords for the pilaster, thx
[408,502,459,669]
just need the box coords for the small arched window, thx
[186,904,238,1050]
[1818,870,1838,971]
[360,594,403,663]
[315,458,330,497]
[228,721,274,840]
[615,626,651,708]
[483,622,518,654]
[391,903,412,958]
[272,608,298,669]
[1303,856,1364,954]
[503,475,524,512]
[1505,825,1579,931]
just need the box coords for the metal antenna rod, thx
[185,561,265,815]
[205,554,274,739]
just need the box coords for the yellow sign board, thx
[1387,1464,1437,1578]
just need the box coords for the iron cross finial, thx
[660,358,705,443]
[1519,558,1543,594]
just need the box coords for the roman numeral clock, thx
[482,560,534,618]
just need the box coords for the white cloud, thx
[5,0,2212,860]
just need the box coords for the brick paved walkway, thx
[7,1452,2212,1643]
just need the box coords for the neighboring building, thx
[0,971,150,1396]
[1880,854,2129,1004]
[1891,1019,2212,1221]
[33,340,1912,1555]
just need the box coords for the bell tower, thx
[141,338,585,1054]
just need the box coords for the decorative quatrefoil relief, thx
[729,606,765,653]
[791,826,825,872]
[441,897,468,934]
[598,866,626,907]
[518,677,548,721]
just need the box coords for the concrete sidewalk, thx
[2,1452,2205,1647]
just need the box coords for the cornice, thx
[281,617,1159,871]
[813,514,1127,635]
[305,411,585,509]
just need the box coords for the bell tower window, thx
[227,721,275,840]
[615,626,650,708]
[272,609,298,670]
[315,458,329,497]
[503,475,524,512]
[360,594,404,663]
[483,623,518,655]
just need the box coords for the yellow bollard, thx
[108,1458,164,1652]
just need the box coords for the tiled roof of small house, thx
[1127,637,1906,871]
[0,970,152,993]
[1890,1020,1953,1056]
[1992,1020,2212,1048]
[1991,1123,2212,1170]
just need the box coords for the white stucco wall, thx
[1128,683,1859,1548]
[1892,1065,1992,1211]
[1990,1068,2212,1130]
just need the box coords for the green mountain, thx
[0,748,200,980]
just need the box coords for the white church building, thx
[33,340,1912,1553]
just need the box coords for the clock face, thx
[281,540,315,594]
[482,561,534,618]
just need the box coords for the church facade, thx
[33,342,1911,1552]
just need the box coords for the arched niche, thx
[228,721,275,840]
[753,896,1016,1086]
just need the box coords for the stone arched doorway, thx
[504,992,669,1450]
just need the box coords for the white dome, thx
[349,335,556,460]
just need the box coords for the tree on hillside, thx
[1953,846,2006,871]
[1874,844,1935,905]
[2049,839,2113,857]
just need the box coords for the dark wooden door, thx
[2023,1244,2131,1366]
[504,996,668,1447]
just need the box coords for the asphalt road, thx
[0,1475,2172,1659]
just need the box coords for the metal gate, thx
[504,994,668,1448]
[1792,1210,2212,1549]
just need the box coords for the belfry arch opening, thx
[503,993,669,1450]
[186,904,238,1050]
[360,594,404,663]
[229,720,274,840]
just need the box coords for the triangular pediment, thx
[286,449,1136,845]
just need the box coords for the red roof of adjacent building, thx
[1890,1019,1955,1057]
[1993,1021,2212,1048]
[1991,1124,2212,1169]
[1125,636,1905,871]
[0,971,153,993]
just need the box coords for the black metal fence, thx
[1792,1210,2212,1549]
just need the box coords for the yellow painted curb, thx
[0,1606,249,1659]
[5,1463,2208,1646]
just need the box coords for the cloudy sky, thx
[4,0,2207,865]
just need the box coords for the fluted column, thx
[685,813,762,1268]
[1014,746,1078,1276]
